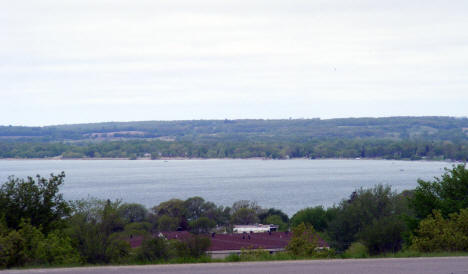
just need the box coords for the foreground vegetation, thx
[1,117,468,160]
[0,164,467,269]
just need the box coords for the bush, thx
[136,237,172,262]
[224,253,241,262]
[105,237,131,264]
[286,223,319,256]
[358,216,406,255]
[239,247,270,261]
[184,236,211,258]
[36,232,82,265]
[0,220,81,268]
[343,242,369,258]
[411,209,468,252]
[0,230,25,268]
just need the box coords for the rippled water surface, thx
[0,159,453,215]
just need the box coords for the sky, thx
[1,0,467,126]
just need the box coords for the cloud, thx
[1,0,467,125]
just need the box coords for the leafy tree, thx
[118,203,148,223]
[411,209,468,252]
[291,206,329,231]
[286,223,319,256]
[157,215,180,231]
[343,242,369,258]
[184,197,206,221]
[358,216,406,255]
[122,222,152,237]
[184,197,227,225]
[66,198,128,264]
[0,220,80,268]
[189,217,216,234]
[174,236,211,258]
[0,230,25,268]
[230,200,262,225]
[36,232,81,265]
[0,172,70,233]
[231,200,263,215]
[411,164,468,219]
[230,208,259,225]
[327,185,409,252]
[258,208,289,224]
[152,199,188,230]
[264,215,288,232]
[136,237,172,262]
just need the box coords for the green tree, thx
[230,208,259,225]
[36,232,81,265]
[258,208,289,224]
[189,217,216,234]
[264,215,288,232]
[66,198,128,264]
[291,206,329,231]
[174,236,211,258]
[327,185,409,252]
[136,237,172,262]
[230,200,262,225]
[156,215,179,231]
[0,230,25,268]
[184,197,206,221]
[152,199,188,230]
[118,203,148,224]
[358,216,406,255]
[286,223,319,256]
[0,172,70,233]
[411,209,468,252]
[410,164,468,219]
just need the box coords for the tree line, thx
[1,138,468,160]
[2,117,467,141]
[1,164,468,268]
[2,117,467,160]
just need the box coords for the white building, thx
[233,224,279,233]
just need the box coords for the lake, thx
[0,159,454,216]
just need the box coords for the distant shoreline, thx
[0,157,456,162]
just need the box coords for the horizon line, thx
[2,115,468,128]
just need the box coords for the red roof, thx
[128,231,329,251]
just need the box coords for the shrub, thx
[136,237,172,262]
[286,223,319,256]
[358,216,406,255]
[343,242,369,258]
[239,247,270,261]
[0,230,25,268]
[411,209,468,252]
[105,237,131,264]
[36,232,82,265]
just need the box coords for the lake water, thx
[0,159,454,216]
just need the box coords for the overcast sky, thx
[1,0,467,126]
